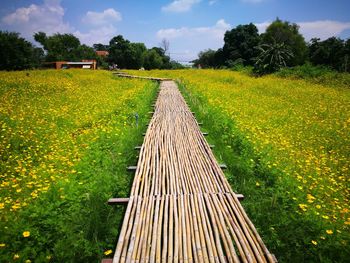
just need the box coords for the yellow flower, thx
[23,231,30,237]
[0,243,5,247]
[255,182,260,187]
[13,254,20,260]
[298,204,308,212]
[25,260,32,263]
[326,229,333,235]
[104,249,113,255]
[311,240,317,245]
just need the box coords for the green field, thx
[1,69,349,262]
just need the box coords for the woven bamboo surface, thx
[112,81,276,263]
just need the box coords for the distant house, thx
[96,50,109,57]
[45,60,97,70]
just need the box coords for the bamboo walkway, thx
[112,80,276,263]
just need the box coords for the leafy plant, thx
[254,41,294,75]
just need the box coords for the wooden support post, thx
[127,166,137,171]
[198,122,203,126]
[108,198,129,205]
[219,164,227,170]
[209,145,215,149]
[236,194,244,200]
[202,132,209,136]
[101,259,113,263]
[134,146,142,150]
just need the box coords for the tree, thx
[0,31,43,70]
[193,49,218,68]
[108,35,147,69]
[160,38,170,57]
[309,37,348,72]
[262,18,307,66]
[144,49,163,69]
[223,23,260,66]
[344,39,350,72]
[93,43,108,51]
[254,42,293,74]
[34,32,82,61]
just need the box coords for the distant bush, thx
[276,63,350,88]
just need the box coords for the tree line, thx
[0,31,183,70]
[193,18,350,74]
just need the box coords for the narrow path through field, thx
[112,80,275,263]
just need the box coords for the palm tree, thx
[254,41,294,75]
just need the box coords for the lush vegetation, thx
[0,70,158,262]
[127,69,350,262]
[0,31,44,71]
[194,18,350,75]
[0,30,183,71]
[1,68,349,262]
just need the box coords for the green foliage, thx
[262,18,307,66]
[192,49,218,68]
[223,23,261,66]
[34,32,95,62]
[309,37,350,72]
[276,63,350,88]
[144,49,164,70]
[254,42,294,74]
[108,35,175,69]
[169,60,185,69]
[0,31,44,70]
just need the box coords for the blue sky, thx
[1,0,350,62]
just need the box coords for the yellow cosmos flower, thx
[311,240,317,245]
[326,229,333,235]
[104,249,113,255]
[23,231,30,238]
[0,243,5,247]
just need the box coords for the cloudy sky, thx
[1,0,350,62]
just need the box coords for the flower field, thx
[0,70,157,262]
[128,69,350,261]
[1,68,349,262]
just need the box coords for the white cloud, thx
[254,21,270,33]
[1,1,122,46]
[298,20,350,40]
[255,20,350,41]
[1,0,71,40]
[157,19,230,39]
[74,25,118,46]
[157,19,230,61]
[209,0,218,5]
[82,8,122,26]
[162,0,201,13]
